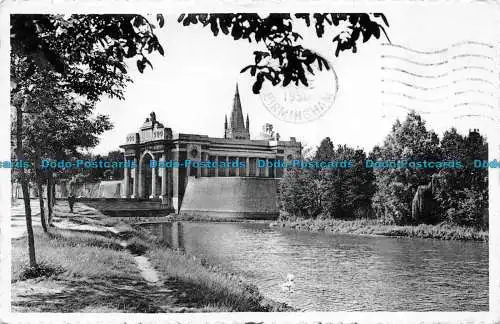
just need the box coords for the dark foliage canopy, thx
[178,13,389,93]
[11,14,165,101]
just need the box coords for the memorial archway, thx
[139,151,154,198]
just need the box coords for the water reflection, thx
[151,222,185,250]
[142,221,488,311]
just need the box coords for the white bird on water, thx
[281,274,295,292]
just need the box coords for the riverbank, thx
[272,218,488,241]
[11,201,292,312]
[113,214,271,225]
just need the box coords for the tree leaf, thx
[252,77,264,94]
[116,62,127,74]
[295,13,310,26]
[210,20,219,36]
[157,14,165,28]
[240,65,253,73]
[142,57,153,70]
[137,59,144,73]
[133,16,143,28]
[157,44,164,56]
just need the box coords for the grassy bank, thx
[12,228,150,312]
[273,218,488,241]
[11,204,291,312]
[144,239,289,311]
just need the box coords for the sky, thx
[91,6,499,155]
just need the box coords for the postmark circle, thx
[259,63,338,124]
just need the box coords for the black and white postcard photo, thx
[0,1,499,323]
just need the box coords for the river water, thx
[141,221,488,311]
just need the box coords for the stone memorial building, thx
[120,85,302,218]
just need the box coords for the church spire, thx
[246,114,250,131]
[230,83,245,130]
[224,114,228,138]
[225,83,250,140]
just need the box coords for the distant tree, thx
[179,13,390,93]
[314,137,335,161]
[320,144,374,219]
[280,136,333,219]
[441,128,466,161]
[74,153,105,183]
[371,112,441,224]
[280,168,322,218]
[342,148,376,219]
[69,150,124,182]
[106,150,125,180]
[280,115,488,228]
[280,137,375,220]
[436,128,488,228]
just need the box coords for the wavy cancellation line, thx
[381,55,496,67]
[453,114,500,123]
[453,102,496,110]
[454,90,495,97]
[382,64,496,75]
[382,90,495,103]
[381,79,448,91]
[381,91,449,102]
[379,109,500,121]
[381,78,497,91]
[381,67,449,79]
[381,112,500,123]
[381,66,495,79]
[452,66,495,74]
[381,103,451,115]
[381,56,449,67]
[380,72,497,88]
[380,41,498,122]
[452,78,497,87]
[450,40,495,49]
[381,41,495,54]
[451,54,495,61]
[382,102,498,114]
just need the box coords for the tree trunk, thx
[34,159,48,233]
[51,178,56,207]
[16,101,36,267]
[37,179,48,233]
[47,171,54,226]
[34,163,48,233]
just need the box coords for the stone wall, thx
[12,180,123,199]
[180,177,279,220]
[56,181,122,198]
